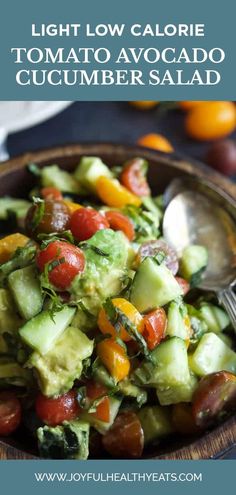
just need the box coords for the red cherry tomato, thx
[102,411,144,458]
[175,276,190,296]
[86,382,110,423]
[35,390,80,426]
[105,211,135,241]
[143,308,167,350]
[120,158,150,197]
[0,391,21,436]
[40,187,63,201]
[36,240,85,290]
[70,207,109,241]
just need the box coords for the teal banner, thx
[0,0,235,100]
[0,459,235,495]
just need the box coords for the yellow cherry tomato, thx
[97,338,130,382]
[179,101,206,111]
[129,101,159,110]
[185,101,236,140]
[98,298,144,342]
[0,233,30,264]
[63,200,82,214]
[96,176,141,208]
[137,133,174,153]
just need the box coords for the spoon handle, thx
[218,288,236,331]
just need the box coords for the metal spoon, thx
[163,179,236,330]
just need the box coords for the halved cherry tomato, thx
[35,390,80,426]
[96,176,141,208]
[0,391,21,436]
[98,298,144,342]
[143,308,167,350]
[25,200,71,236]
[102,411,144,458]
[40,187,63,201]
[70,207,109,242]
[86,382,110,423]
[97,338,130,382]
[136,239,179,275]
[129,101,159,110]
[185,101,236,141]
[120,158,150,197]
[192,371,236,428]
[172,403,200,435]
[175,276,190,296]
[105,211,135,241]
[137,133,173,153]
[36,240,85,289]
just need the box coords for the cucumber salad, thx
[0,156,235,459]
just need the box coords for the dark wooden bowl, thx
[0,143,236,460]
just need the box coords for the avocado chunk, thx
[27,326,94,397]
[74,156,112,193]
[19,306,76,355]
[0,288,22,334]
[118,378,147,407]
[0,360,33,388]
[138,406,173,444]
[189,332,236,377]
[8,265,43,320]
[71,229,129,331]
[130,257,182,312]
[37,420,90,459]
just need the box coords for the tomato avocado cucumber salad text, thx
[0,156,235,459]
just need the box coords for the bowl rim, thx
[0,142,235,460]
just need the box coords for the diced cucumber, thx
[40,165,82,194]
[166,301,188,340]
[19,306,76,355]
[118,378,147,406]
[138,406,173,444]
[93,360,116,388]
[179,245,208,284]
[156,374,198,406]
[0,197,31,220]
[8,265,43,320]
[0,288,22,334]
[199,304,230,333]
[134,337,190,390]
[28,326,94,397]
[74,156,112,193]
[189,332,236,376]
[37,420,90,460]
[80,396,122,434]
[130,258,182,312]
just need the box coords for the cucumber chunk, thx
[8,265,43,320]
[156,373,198,405]
[189,332,236,376]
[199,304,230,333]
[80,396,122,434]
[0,197,31,220]
[40,165,82,194]
[179,245,208,285]
[130,258,182,312]
[118,378,147,406]
[138,406,173,444]
[93,360,116,388]
[166,300,188,340]
[28,326,94,397]
[37,420,90,460]
[19,306,76,355]
[74,156,112,193]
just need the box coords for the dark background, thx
[5,101,236,458]
[6,101,227,165]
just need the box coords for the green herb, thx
[38,230,75,248]
[103,299,152,361]
[0,242,37,286]
[30,197,45,231]
[153,250,166,266]
[76,386,88,409]
[79,242,109,257]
